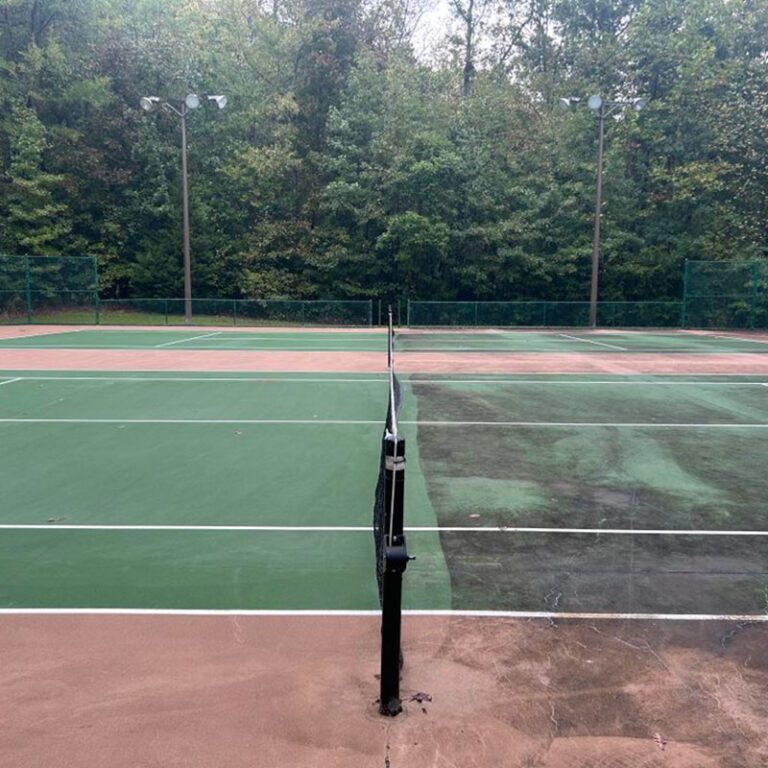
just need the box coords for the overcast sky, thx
[411,0,456,60]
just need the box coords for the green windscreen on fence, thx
[97,298,373,326]
[0,254,99,324]
[0,256,374,327]
[407,301,682,328]
[683,261,768,329]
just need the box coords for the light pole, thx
[139,94,228,325]
[560,95,646,327]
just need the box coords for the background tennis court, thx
[4,326,768,353]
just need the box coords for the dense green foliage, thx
[0,0,766,302]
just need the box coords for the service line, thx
[2,524,766,536]
[154,331,224,348]
[3,418,768,428]
[558,333,628,350]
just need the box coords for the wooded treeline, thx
[0,0,766,302]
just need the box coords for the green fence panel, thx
[0,254,98,324]
[682,260,768,329]
[407,301,684,328]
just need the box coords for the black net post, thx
[379,431,408,716]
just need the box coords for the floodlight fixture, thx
[587,94,603,111]
[139,96,160,112]
[207,95,228,110]
[185,93,201,110]
[634,97,647,111]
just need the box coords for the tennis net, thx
[373,308,409,716]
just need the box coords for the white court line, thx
[0,418,382,425]
[0,343,384,350]
[559,333,628,350]
[154,331,223,348]
[715,334,768,345]
[0,377,22,387]
[2,524,766,536]
[3,418,768,428]
[410,379,768,386]
[5,376,387,384]
[211,336,385,343]
[0,608,764,621]
[2,375,766,385]
[0,328,84,339]
[408,610,768,621]
[408,420,768,428]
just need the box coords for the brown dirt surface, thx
[3,615,767,767]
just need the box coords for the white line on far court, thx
[0,608,764,621]
[0,328,84,340]
[0,378,22,387]
[715,334,768,345]
[0,418,382,425]
[2,376,387,384]
[3,418,768,428]
[1,375,767,386]
[559,333,628,351]
[154,331,223,348]
[1,524,766,536]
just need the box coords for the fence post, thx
[406,300,410,328]
[301,301,306,326]
[542,302,547,327]
[750,261,758,330]
[474,302,479,326]
[164,299,169,326]
[397,300,401,327]
[24,256,33,324]
[92,257,100,325]
[680,259,689,328]
[368,299,373,327]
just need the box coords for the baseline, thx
[0,608,765,621]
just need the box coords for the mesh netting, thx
[407,301,683,328]
[0,254,98,324]
[684,261,768,329]
[96,298,372,326]
[373,320,403,604]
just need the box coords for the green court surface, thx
[2,371,768,616]
[4,327,768,353]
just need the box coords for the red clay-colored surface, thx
[3,615,766,768]
[5,347,768,374]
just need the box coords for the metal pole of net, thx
[373,306,410,716]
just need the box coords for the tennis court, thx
[5,326,768,353]
[3,326,768,767]
[3,367,768,615]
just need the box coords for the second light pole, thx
[560,95,646,327]
[140,93,228,324]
